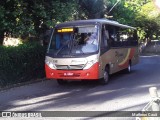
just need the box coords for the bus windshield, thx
[48,25,99,57]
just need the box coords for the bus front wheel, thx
[100,67,109,85]
[57,79,67,85]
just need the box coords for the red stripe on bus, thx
[118,48,135,68]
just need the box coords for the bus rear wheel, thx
[57,79,67,85]
[100,67,109,85]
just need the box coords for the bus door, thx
[107,25,124,73]
[100,25,118,74]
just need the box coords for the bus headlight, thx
[83,59,98,70]
[45,60,56,70]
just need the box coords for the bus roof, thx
[56,19,136,30]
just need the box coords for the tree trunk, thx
[156,31,158,39]
[0,31,4,45]
[33,18,41,41]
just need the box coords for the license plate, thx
[64,73,74,76]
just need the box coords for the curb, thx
[140,52,160,56]
[0,78,46,92]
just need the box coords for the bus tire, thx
[57,79,67,85]
[100,66,109,85]
[125,61,131,73]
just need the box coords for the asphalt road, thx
[1,55,160,120]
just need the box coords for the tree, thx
[15,0,77,40]
[1,0,160,45]
[105,0,160,41]
[0,0,76,45]
[77,0,107,19]
[0,0,19,45]
[106,0,151,25]
[135,1,160,40]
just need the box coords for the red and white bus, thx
[45,19,139,85]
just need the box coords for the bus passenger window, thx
[107,26,119,47]
[101,25,109,52]
[118,28,138,47]
[104,30,109,47]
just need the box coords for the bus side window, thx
[119,28,128,46]
[107,25,119,47]
[101,25,109,52]
[118,28,138,47]
[133,30,138,46]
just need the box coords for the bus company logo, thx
[71,60,85,63]
[2,112,12,117]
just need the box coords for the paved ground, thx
[1,55,160,120]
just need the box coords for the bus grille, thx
[55,64,85,70]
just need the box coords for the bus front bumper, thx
[45,63,99,80]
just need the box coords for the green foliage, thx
[104,0,160,41]
[0,0,76,44]
[78,0,106,19]
[0,42,46,87]
[135,1,160,40]
[0,0,160,44]
[108,0,136,25]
